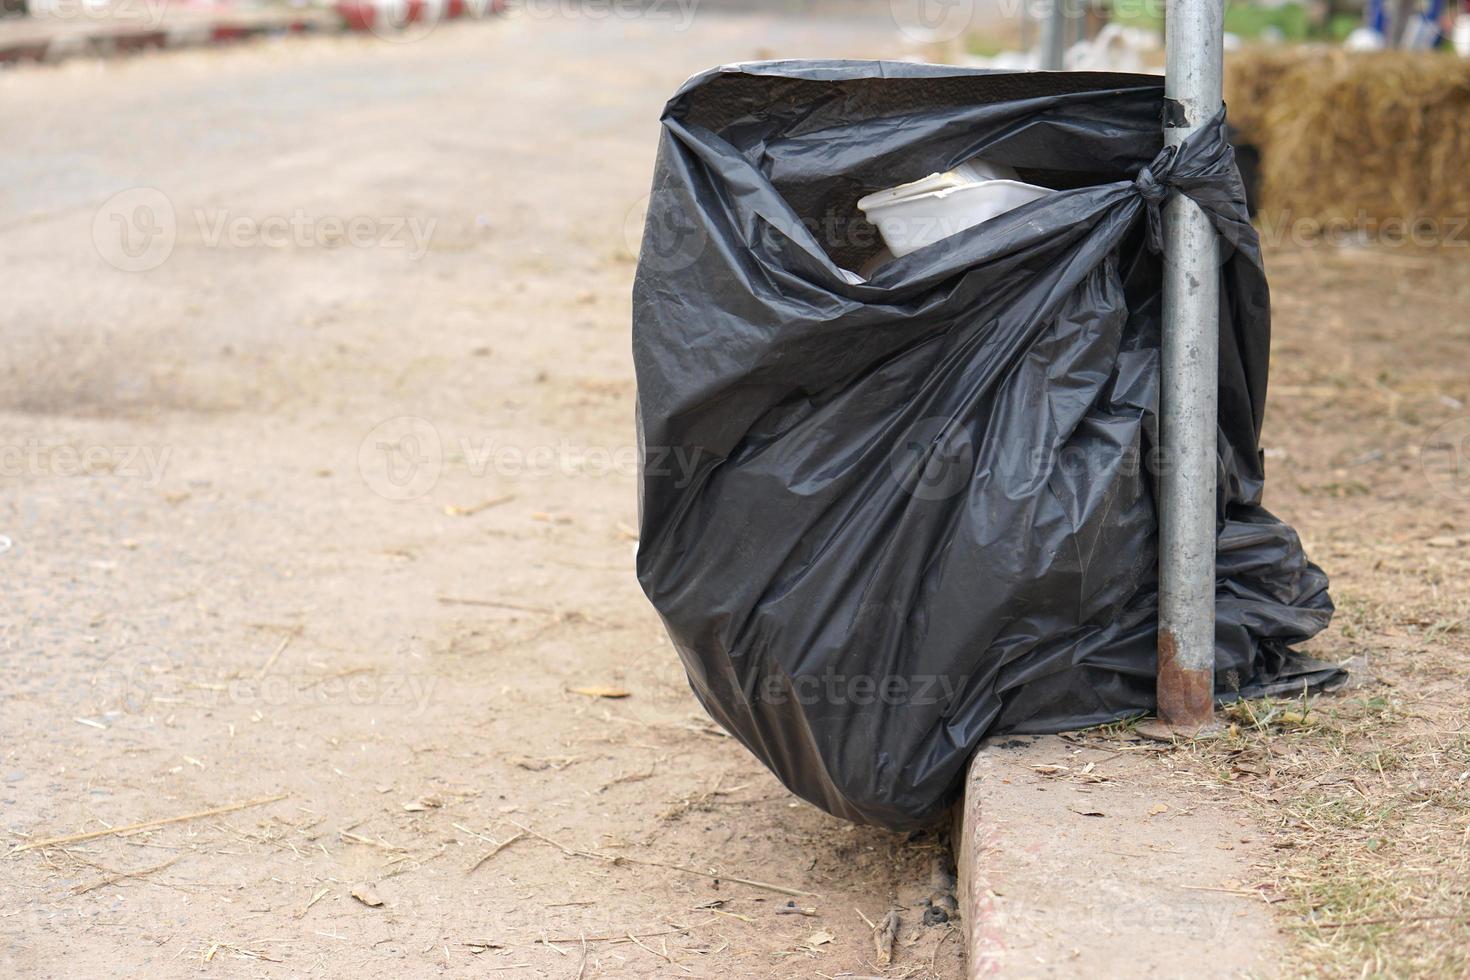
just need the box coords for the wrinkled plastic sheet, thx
[632,62,1338,830]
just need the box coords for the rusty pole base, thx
[1152,627,1217,739]
[1134,716,1222,742]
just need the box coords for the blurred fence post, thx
[1038,0,1068,69]
[1156,0,1223,731]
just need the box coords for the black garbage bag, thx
[632,62,1337,831]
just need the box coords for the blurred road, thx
[1,10,968,979]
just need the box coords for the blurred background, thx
[3,2,1467,978]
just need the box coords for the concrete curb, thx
[952,734,1287,978]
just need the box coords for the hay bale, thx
[1223,46,1303,139]
[1225,48,1470,244]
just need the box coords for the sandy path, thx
[0,12,973,979]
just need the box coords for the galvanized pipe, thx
[1038,0,1068,70]
[1156,0,1224,731]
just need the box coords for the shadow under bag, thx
[632,62,1338,831]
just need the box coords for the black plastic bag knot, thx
[1135,144,1177,252]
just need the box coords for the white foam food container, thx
[857,160,1053,258]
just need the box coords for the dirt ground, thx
[0,12,972,980]
[2,10,1467,980]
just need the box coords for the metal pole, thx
[1038,0,1068,70]
[1156,0,1223,732]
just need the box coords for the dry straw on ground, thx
[1225,49,1470,234]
